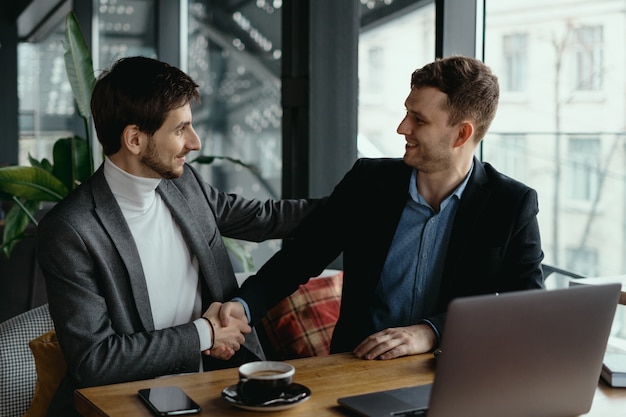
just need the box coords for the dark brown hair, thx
[411,56,499,142]
[91,56,200,155]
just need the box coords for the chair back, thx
[0,305,53,417]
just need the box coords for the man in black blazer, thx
[223,56,545,360]
[37,57,315,416]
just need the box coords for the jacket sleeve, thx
[184,163,323,242]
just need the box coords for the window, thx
[572,25,603,91]
[502,33,527,92]
[366,46,384,91]
[17,0,158,166]
[485,1,626,278]
[565,246,598,277]
[96,0,157,68]
[358,3,436,158]
[187,0,283,267]
[18,22,74,166]
[567,137,600,202]
[485,134,527,180]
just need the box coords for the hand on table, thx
[201,302,251,360]
[353,323,436,360]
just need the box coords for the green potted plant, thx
[1,11,264,273]
[0,12,257,271]
[0,12,95,258]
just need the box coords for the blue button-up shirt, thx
[370,164,473,334]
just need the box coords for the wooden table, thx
[75,353,626,417]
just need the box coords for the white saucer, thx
[221,382,311,411]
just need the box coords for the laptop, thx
[338,283,621,417]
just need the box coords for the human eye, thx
[413,115,426,125]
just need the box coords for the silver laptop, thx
[338,284,621,417]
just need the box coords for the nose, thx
[187,126,201,151]
[397,114,410,136]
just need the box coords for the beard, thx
[140,139,183,179]
[404,145,451,173]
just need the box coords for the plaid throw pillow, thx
[260,271,343,359]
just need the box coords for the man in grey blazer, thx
[36,56,315,416]
[221,56,545,360]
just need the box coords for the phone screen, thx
[138,386,201,416]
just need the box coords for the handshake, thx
[200,301,250,360]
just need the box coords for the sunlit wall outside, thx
[484,0,626,281]
[358,3,436,159]
[484,0,626,346]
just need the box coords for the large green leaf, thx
[1,200,40,258]
[0,166,68,202]
[63,12,95,120]
[52,136,91,190]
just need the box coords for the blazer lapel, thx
[440,159,491,289]
[157,179,225,301]
[90,168,155,331]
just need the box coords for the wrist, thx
[200,316,216,348]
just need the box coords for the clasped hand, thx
[352,323,437,360]
[201,301,250,360]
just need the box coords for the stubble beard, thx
[404,143,451,174]
[141,139,183,179]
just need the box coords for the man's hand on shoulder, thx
[353,323,436,360]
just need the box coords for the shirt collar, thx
[409,160,474,209]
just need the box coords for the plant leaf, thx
[192,155,278,199]
[0,166,68,201]
[192,155,259,173]
[64,12,95,120]
[28,155,53,172]
[52,136,91,190]
[1,200,39,258]
[223,237,255,272]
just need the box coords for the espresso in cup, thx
[237,361,295,404]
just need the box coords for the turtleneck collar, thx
[104,157,162,214]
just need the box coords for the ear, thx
[121,125,144,155]
[453,122,474,148]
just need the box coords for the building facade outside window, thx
[502,33,528,92]
[485,0,626,343]
[567,136,600,202]
[573,25,603,91]
[358,3,436,159]
[484,134,527,180]
[485,0,625,278]
[566,246,599,277]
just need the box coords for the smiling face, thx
[396,86,463,174]
[139,103,201,179]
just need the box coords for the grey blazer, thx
[37,163,312,416]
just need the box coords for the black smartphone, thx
[137,386,201,416]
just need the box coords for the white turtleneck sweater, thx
[103,158,212,351]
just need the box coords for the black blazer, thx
[237,157,545,353]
